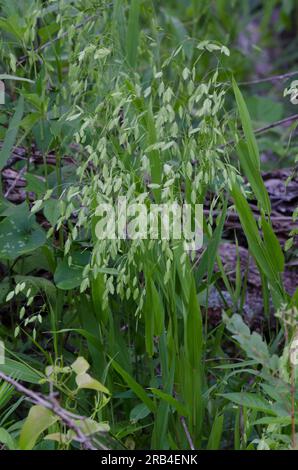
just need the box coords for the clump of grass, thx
[0,0,297,451]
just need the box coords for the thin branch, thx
[254,113,298,135]
[0,370,102,450]
[4,166,26,198]
[240,71,298,86]
[224,113,298,148]
[180,416,196,450]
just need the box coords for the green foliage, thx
[19,405,59,450]
[0,96,24,172]
[222,312,298,449]
[0,0,297,451]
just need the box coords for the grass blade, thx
[111,359,156,413]
[237,140,271,214]
[0,96,24,171]
[207,414,224,450]
[150,388,187,416]
[196,201,227,284]
[126,0,141,69]
[232,78,260,169]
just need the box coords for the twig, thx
[0,370,101,450]
[224,114,298,148]
[180,416,196,450]
[254,114,298,135]
[240,71,298,86]
[4,166,26,198]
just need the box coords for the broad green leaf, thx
[0,217,46,260]
[20,112,40,133]
[19,405,59,450]
[54,252,90,290]
[44,199,64,227]
[71,357,90,375]
[0,427,17,450]
[253,416,293,426]
[37,22,60,43]
[45,420,110,444]
[223,314,272,367]
[221,392,277,414]
[130,403,151,422]
[74,418,109,436]
[75,373,110,395]
[0,203,46,260]
[25,173,46,196]
[0,359,42,384]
